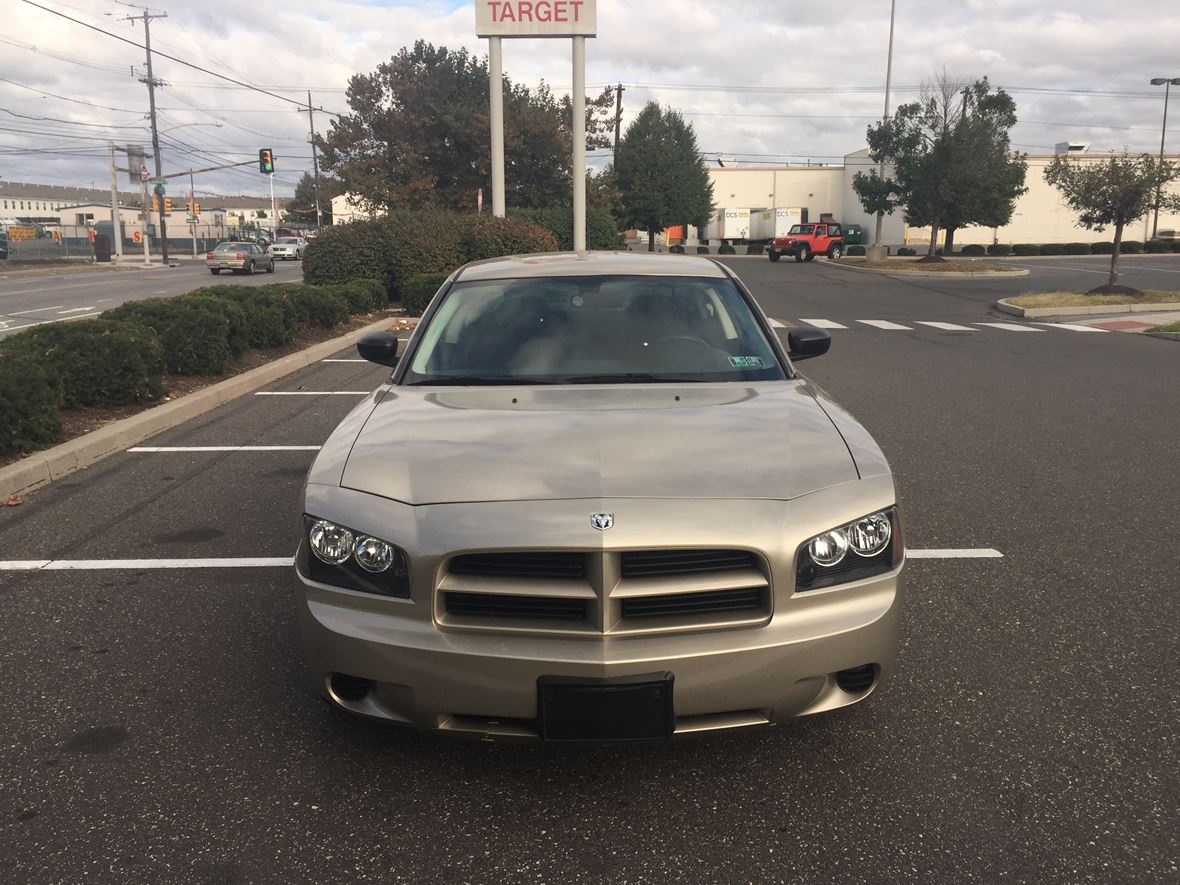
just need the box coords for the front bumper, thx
[294,480,903,740]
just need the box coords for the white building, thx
[698,149,1180,247]
[331,193,385,225]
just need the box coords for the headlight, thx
[796,507,901,592]
[299,516,410,597]
[309,520,354,565]
[847,512,891,557]
[353,536,394,573]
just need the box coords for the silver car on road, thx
[295,252,904,741]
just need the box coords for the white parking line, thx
[254,391,370,396]
[321,358,367,362]
[857,320,912,330]
[0,549,1001,571]
[128,446,322,452]
[57,306,95,314]
[974,322,1044,332]
[799,318,849,329]
[12,312,103,328]
[0,558,295,571]
[8,305,65,316]
[916,321,976,331]
[768,319,788,329]
[907,548,1004,559]
[1031,322,1109,333]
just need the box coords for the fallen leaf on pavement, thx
[5,495,23,507]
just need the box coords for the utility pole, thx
[190,169,197,258]
[871,0,897,259]
[299,91,323,230]
[108,142,124,259]
[129,9,169,262]
[613,83,625,166]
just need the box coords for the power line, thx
[0,107,146,129]
[19,0,342,116]
[0,76,146,113]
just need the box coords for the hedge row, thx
[955,240,1180,257]
[0,278,387,457]
[302,211,559,302]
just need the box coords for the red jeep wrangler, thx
[768,223,844,263]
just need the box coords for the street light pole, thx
[1149,77,1180,240]
[872,0,897,256]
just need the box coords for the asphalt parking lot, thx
[1,259,1177,883]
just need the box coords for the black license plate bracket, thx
[538,672,674,742]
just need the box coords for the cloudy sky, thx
[3,0,1178,198]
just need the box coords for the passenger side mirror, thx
[786,326,831,361]
[356,331,400,367]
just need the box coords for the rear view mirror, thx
[356,331,400,367]
[786,326,831,361]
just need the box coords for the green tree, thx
[1044,153,1180,289]
[284,172,346,225]
[318,40,614,212]
[853,75,1026,256]
[616,102,715,251]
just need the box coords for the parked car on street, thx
[295,251,904,742]
[206,241,275,275]
[269,237,308,260]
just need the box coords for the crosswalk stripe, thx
[857,320,912,330]
[799,318,849,329]
[916,321,976,331]
[768,319,788,328]
[1031,322,1109,333]
[974,322,1044,332]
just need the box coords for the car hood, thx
[333,382,858,505]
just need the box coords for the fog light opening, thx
[329,672,372,703]
[835,664,878,694]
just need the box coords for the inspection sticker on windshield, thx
[729,356,765,368]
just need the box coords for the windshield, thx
[788,224,814,235]
[402,275,785,385]
[277,238,299,244]
[214,243,244,251]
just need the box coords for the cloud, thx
[1,0,1178,196]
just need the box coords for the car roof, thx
[455,251,729,282]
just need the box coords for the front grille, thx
[621,549,758,578]
[449,552,586,579]
[439,548,770,634]
[621,587,765,619]
[445,592,587,621]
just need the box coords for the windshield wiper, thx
[564,373,707,384]
[405,375,563,386]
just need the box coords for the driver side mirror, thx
[356,331,399,367]
[786,326,831,361]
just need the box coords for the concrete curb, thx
[996,298,1180,318]
[827,261,1029,279]
[0,315,399,501]
[1144,330,1180,342]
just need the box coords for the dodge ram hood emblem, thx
[590,513,614,530]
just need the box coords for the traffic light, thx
[164,197,172,213]
[259,148,274,174]
[150,196,173,213]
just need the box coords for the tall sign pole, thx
[476,1,597,245]
[489,37,506,217]
[571,36,587,251]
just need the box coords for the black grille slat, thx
[621,549,758,578]
[445,592,587,621]
[621,587,764,619]
[449,552,586,579]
